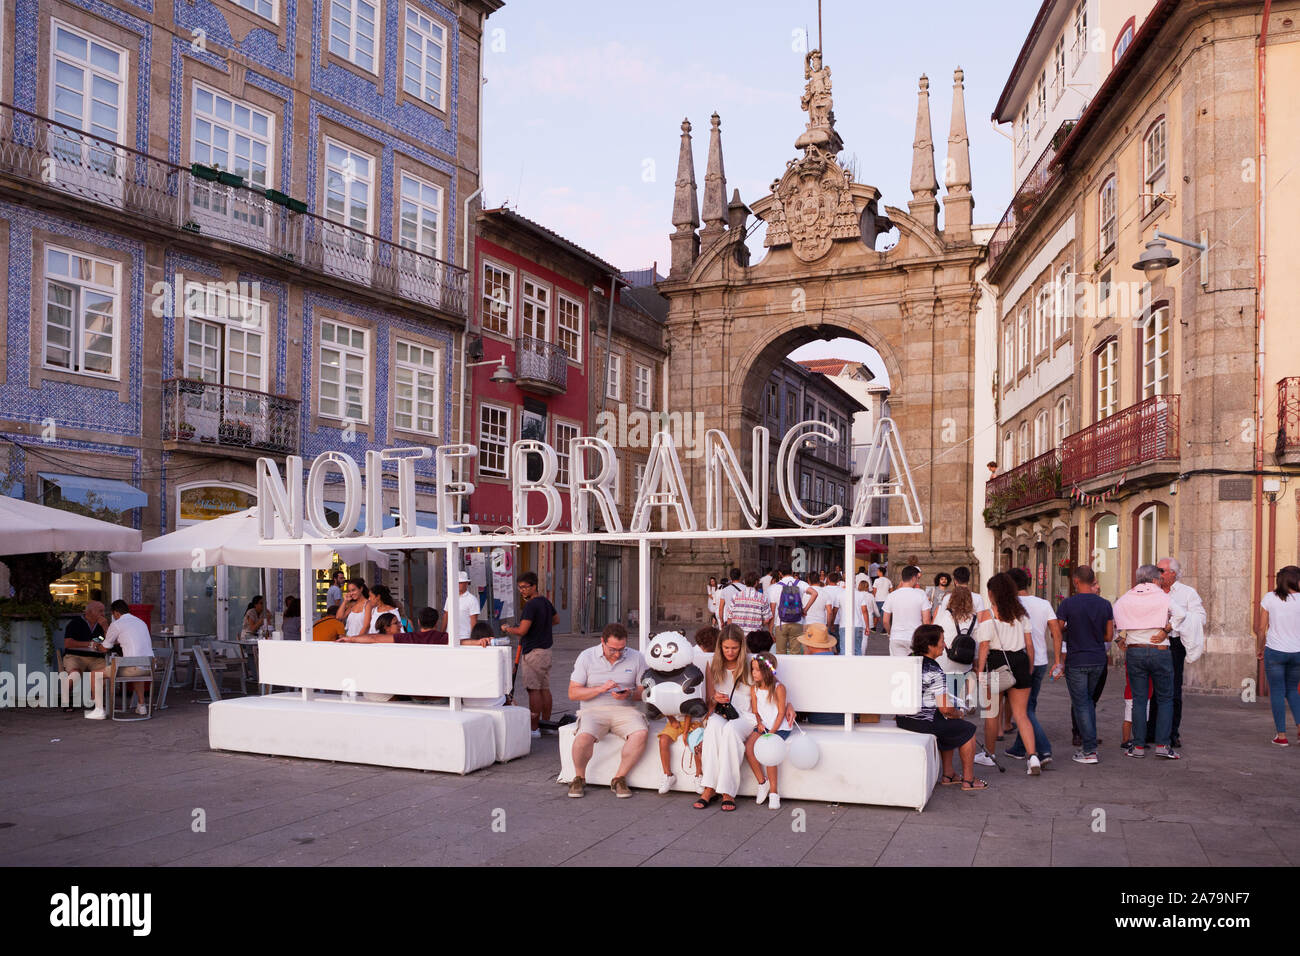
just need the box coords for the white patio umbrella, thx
[0,494,142,555]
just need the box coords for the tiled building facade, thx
[0,0,500,636]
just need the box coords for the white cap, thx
[458,571,470,583]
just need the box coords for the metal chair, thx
[195,640,249,696]
[110,657,158,721]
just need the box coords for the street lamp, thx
[467,355,515,384]
[1131,230,1210,288]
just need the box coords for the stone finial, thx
[700,112,729,246]
[908,74,939,232]
[669,118,701,276]
[943,66,974,242]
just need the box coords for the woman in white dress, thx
[693,624,755,812]
[369,585,403,633]
[706,577,719,626]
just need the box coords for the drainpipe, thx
[456,12,487,451]
[1253,2,1271,670]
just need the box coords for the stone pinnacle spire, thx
[908,74,939,232]
[943,66,973,242]
[700,113,729,247]
[669,118,700,276]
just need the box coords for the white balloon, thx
[788,732,821,770]
[753,732,788,766]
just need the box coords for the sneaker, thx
[1072,751,1099,764]
[84,708,107,720]
[1127,746,1146,758]
[755,779,771,805]
[1027,755,1042,776]
[567,776,586,798]
[610,776,633,798]
[1154,747,1181,760]
[658,773,676,795]
[974,750,997,767]
[1040,753,1053,766]
[1120,739,1133,751]
[768,794,781,810]
[135,704,148,716]
[1271,734,1289,747]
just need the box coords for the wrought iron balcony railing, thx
[0,102,468,318]
[987,119,1076,274]
[984,449,1061,525]
[1278,377,1300,464]
[1061,394,1180,486]
[514,334,568,394]
[163,378,300,455]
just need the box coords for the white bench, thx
[557,655,943,810]
[209,641,531,773]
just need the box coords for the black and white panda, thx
[639,631,707,720]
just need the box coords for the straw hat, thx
[798,623,837,650]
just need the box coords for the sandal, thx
[692,793,719,810]
[940,774,961,786]
[720,798,737,812]
[961,778,989,791]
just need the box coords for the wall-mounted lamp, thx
[1132,230,1210,288]
[467,355,515,384]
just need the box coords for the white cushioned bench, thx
[209,641,531,773]
[557,655,942,810]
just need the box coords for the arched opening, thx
[1051,536,1070,608]
[1092,512,1120,602]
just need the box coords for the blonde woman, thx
[693,624,755,812]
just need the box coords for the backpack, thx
[777,581,804,623]
[946,613,978,666]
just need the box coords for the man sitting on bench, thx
[566,623,648,800]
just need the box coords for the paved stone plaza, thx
[2,634,1298,867]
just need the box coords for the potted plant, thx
[182,219,201,233]
[176,421,196,441]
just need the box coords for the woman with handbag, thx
[693,624,756,812]
[973,573,1043,776]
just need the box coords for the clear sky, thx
[480,0,1039,275]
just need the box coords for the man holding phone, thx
[566,623,648,799]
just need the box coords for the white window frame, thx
[1141,306,1170,399]
[1114,23,1135,65]
[606,352,622,401]
[328,0,380,74]
[402,4,447,110]
[397,171,443,260]
[477,402,511,479]
[519,275,549,342]
[42,244,121,379]
[1002,432,1014,470]
[1018,422,1030,466]
[556,293,582,364]
[190,83,275,238]
[48,20,127,183]
[1052,35,1066,104]
[1055,396,1072,447]
[480,260,514,337]
[633,363,652,410]
[1071,2,1087,73]
[392,337,442,437]
[231,0,278,23]
[554,420,580,488]
[1034,286,1051,357]
[323,138,375,234]
[182,280,270,392]
[318,318,370,423]
[1099,177,1117,255]
[633,461,646,503]
[1096,339,1118,421]
[1143,118,1168,216]
[1033,409,1051,457]
[1002,323,1015,391]
[1053,265,1071,341]
[1017,306,1029,372]
[1136,505,1160,567]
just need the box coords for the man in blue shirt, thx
[1053,566,1114,763]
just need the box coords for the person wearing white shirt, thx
[871,572,893,632]
[758,571,774,597]
[768,570,816,655]
[1004,568,1061,762]
[1257,565,1300,746]
[442,572,481,641]
[87,600,155,719]
[716,569,744,626]
[882,566,932,656]
[1154,557,1204,748]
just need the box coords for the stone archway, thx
[651,55,985,629]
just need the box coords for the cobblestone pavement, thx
[2,633,1298,866]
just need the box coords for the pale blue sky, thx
[480,0,1039,274]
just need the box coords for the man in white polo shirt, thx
[566,623,648,799]
[88,600,154,719]
[441,572,480,640]
[882,565,931,657]
[871,569,893,632]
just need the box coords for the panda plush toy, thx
[640,631,707,720]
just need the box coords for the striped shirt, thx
[727,587,770,632]
[915,657,945,722]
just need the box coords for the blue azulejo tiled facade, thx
[1,0,499,626]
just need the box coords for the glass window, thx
[481,262,513,336]
[1002,323,1015,390]
[478,404,510,478]
[191,85,274,228]
[49,22,126,175]
[1114,23,1135,65]
[398,173,441,259]
[554,421,580,487]
[634,364,652,410]
[1053,265,1071,341]
[402,6,446,109]
[394,339,440,435]
[1142,307,1170,398]
[1035,286,1051,356]
[1017,307,1029,371]
[1099,177,1117,255]
[1072,1,1087,71]
[520,277,548,341]
[1096,340,1118,420]
[1034,410,1051,456]
[1055,397,1071,446]
[324,140,373,233]
[329,0,378,73]
[606,353,622,400]
[183,282,267,391]
[1003,432,1014,470]
[233,0,276,21]
[1018,423,1030,465]
[556,294,582,363]
[1143,118,1167,215]
[319,319,368,422]
[766,383,778,418]
[44,246,119,377]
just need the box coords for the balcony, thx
[0,103,468,318]
[514,334,568,395]
[984,449,1061,526]
[1278,378,1300,465]
[987,119,1076,275]
[162,379,299,458]
[1062,394,1180,487]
